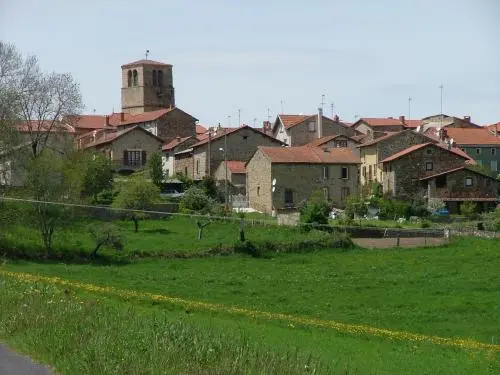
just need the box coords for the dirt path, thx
[353,237,445,249]
[0,344,52,375]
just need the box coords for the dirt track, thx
[353,237,446,249]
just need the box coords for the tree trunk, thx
[198,227,203,240]
[132,216,139,232]
[91,244,101,258]
[239,219,245,242]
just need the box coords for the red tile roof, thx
[419,166,497,181]
[16,121,75,134]
[442,127,500,145]
[279,114,312,129]
[259,146,360,164]
[196,124,207,135]
[116,108,173,126]
[226,161,246,174]
[121,59,172,68]
[83,126,163,149]
[192,126,282,148]
[404,119,423,128]
[381,143,474,163]
[162,136,192,151]
[306,135,342,147]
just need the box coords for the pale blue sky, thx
[2,0,499,126]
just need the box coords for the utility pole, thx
[330,102,335,118]
[224,131,228,209]
[321,94,326,112]
[408,97,412,120]
[227,115,231,127]
[253,118,257,127]
[237,108,241,127]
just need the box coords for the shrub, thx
[420,220,431,228]
[179,186,215,214]
[300,191,331,231]
[378,199,410,220]
[345,195,367,220]
[87,223,124,257]
[460,201,478,220]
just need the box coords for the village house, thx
[425,127,500,174]
[161,135,199,178]
[351,116,422,139]
[246,146,360,213]
[305,134,361,156]
[272,109,356,146]
[420,114,482,132]
[381,142,474,200]
[358,129,439,186]
[420,166,498,213]
[82,126,163,171]
[175,125,284,180]
[213,160,247,195]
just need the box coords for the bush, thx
[378,199,410,220]
[345,195,367,220]
[420,220,431,228]
[87,223,124,257]
[300,191,331,231]
[410,200,429,218]
[179,186,215,214]
[460,201,478,220]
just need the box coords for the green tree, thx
[112,177,159,232]
[300,191,331,231]
[460,201,478,221]
[179,186,215,214]
[82,152,114,202]
[200,175,218,199]
[148,152,164,188]
[344,195,367,220]
[87,223,123,258]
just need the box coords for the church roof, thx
[121,59,172,68]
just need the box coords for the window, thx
[425,161,433,171]
[123,150,145,166]
[323,187,329,200]
[436,174,447,188]
[491,160,498,172]
[127,70,132,87]
[426,148,433,155]
[362,166,366,177]
[368,165,372,181]
[341,187,350,201]
[152,70,157,86]
[492,148,496,156]
[322,166,329,179]
[476,148,481,155]
[334,140,348,148]
[184,167,188,176]
[257,186,260,196]
[132,69,138,86]
[196,159,200,174]
[465,177,473,187]
[284,189,294,205]
[157,70,163,86]
[308,121,316,132]
[341,167,349,179]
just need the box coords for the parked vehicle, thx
[433,207,450,217]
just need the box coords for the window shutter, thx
[123,150,129,165]
[142,151,147,166]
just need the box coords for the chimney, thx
[263,121,271,134]
[120,112,125,122]
[399,115,405,124]
[495,123,498,137]
[176,136,181,142]
[104,115,110,127]
[463,116,471,123]
[333,114,339,123]
[317,107,323,139]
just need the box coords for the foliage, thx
[378,199,410,220]
[409,200,430,218]
[87,223,123,257]
[82,152,114,201]
[147,152,164,188]
[175,172,194,189]
[460,201,478,220]
[427,198,446,213]
[179,186,215,214]
[420,220,431,228]
[112,177,160,232]
[94,189,117,205]
[344,195,368,220]
[300,190,331,231]
[200,175,218,199]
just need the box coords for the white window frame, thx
[465,177,473,187]
[308,121,316,132]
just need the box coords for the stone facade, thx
[175,149,194,177]
[162,137,198,177]
[179,127,283,180]
[121,61,174,115]
[213,162,246,195]
[247,149,359,213]
[382,145,469,199]
[360,130,438,186]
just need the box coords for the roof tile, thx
[259,146,360,164]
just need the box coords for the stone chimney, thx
[399,115,406,125]
[104,116,110,127]
[176,136,181,142]
[120,112,125,122]
[463,116,471,123]
[317,107,323,139]
[262,120,271,134]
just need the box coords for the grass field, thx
[1,236,499,374]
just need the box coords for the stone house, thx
[161,135,199,178]
[421,114,482,132]
[381,143,474,199]
[247,146,360,213]
[420,166,498,213]
[175,125,284,180]
[272,110,356,146]
[425,127,500,174]
[83,126,163,171]
[359,129,439,186]
[306,134,361,156]
[214,160,247,194]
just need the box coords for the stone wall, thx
[247,149,273,213]
[289,117,355,146]
[427,169,498,200]
[156,110,196,143]
[174,151,194,177]
[386,145,468,199]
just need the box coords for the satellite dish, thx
[416,125,421,133]
[272,186,276,192]
[272,178,276,186]
[449,138,454,145]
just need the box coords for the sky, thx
[1,0,500,126]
